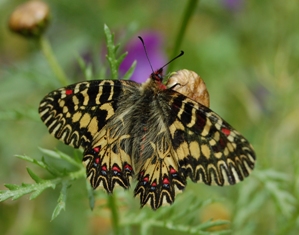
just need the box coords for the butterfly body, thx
[39,69,256,209]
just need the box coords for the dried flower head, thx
[8,0,50,38]
[166,69,210,107]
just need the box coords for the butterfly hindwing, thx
[134,138,187,209]
[83,126,134,192]
[165,91,256,186]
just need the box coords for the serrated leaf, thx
[104,24,129,81]
[116,51,127,67]
[0,179,58,202]
[29,187,46,200]
[39,147,61,159]
[16,154,35,163]
[51,181,69,220]
[27,168,43,183]
[16,154,61,176]
[55,149,82,168]
[4,184,20,190]
[114,43,120,54]
[122,60,137,80]
[104,24,118,80]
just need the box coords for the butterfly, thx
[39,63,256,210]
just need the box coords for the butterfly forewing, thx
[39,80,124,148]
[165,91,255,186]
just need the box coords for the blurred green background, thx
[1,0,299,234]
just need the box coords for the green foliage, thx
[122,194,230,235]
[104,24,136,80]
[0,149,85,220]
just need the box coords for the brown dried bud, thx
[8,1,50,38]
[167,69,210,107]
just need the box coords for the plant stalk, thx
[39,36,69,86]
[107,193,121,235]
[168,0,199,72]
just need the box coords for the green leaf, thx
[51,181,69,220]
[116,52,128,68]
[104,24,129,81]
[38,148,82,169]
[38,147,62,159]
[3,184,20,191]
[122,60,137,80]
[27,167,43,183]
[104,24,118,80]
[122,192,229,234]
[0,180,58,202]
[55,149,82,169]
[16,155,61,176]
[75,53,94,81]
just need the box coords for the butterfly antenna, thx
[138,36,184,71]
[160,50,184,70]
[138,36,154,73]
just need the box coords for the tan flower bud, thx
[167,69,210,107]
[8,1,50,38]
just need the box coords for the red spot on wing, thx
[143,177,149,183]
[112,165,121,172]
[151,182,157,187]
[170,167,177,175]
[101,165,107,171]
[65,89,73,95]
[163,177,170,185]
[93,146,101,152]
[95,157,100,164]
[124,164,133,171]
[221,127,231,136]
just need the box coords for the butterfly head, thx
[150,68,167,90]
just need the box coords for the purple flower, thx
[120,32,167,83]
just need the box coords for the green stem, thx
[168,0,199,72]
[39,36,69,86]
[107,193,120,235]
